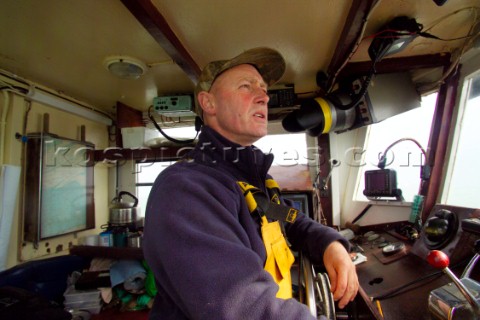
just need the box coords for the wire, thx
[147,106,200,144]
[312,163,328,225]
[419,31,477,42]
[418,7,480,42]
[1,69,115,124]
[0,84,28,94]
[373,257,469,300]
[326,0,383,93]
[352,204,373,224]
[312,186,328,225]
[422,7,480,33]
[330,66,376,111]
[417,7,480,92]
[378,137,427,168]
[377,137,429,195]
[374,271,444,300]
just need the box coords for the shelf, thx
[70,245,144,260]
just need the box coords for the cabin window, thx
[255,133,309,166]
[135,131,309,217]
[353,92,437,202]
[441,71,480,208]
[136,161,173,218]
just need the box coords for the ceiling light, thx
[103,55,147,80]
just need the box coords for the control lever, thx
[427,245,480,319]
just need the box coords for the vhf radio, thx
[153,95,196,117]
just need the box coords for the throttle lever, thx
[427,250,480,315]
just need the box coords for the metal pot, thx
[127,233,143,248]
[109,191,138,224]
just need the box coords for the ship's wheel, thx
[298,253,336,320]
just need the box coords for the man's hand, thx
[323,241,359,309]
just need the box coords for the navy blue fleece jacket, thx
[143,126,349,319]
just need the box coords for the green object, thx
[136,294,152,308]
[409,194,424,229]
[142,260,158,297]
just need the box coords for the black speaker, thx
[411,204,480,265]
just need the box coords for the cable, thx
[352,204,373,224]
[422,7,480,34]
[312,161,335,225]
[377,137,429,196]
[419,31,477,42]
[326,0,383,93]
[330,66,376,111]
[418,7,480,42]
[374,271,444,300]
[373,257,470,300]
[147,106,201,144]
[313,187,328,225]
[417,7,480,92]
[378,137,427,169]
[1,69,114,124]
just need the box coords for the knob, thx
[427,249,450,269]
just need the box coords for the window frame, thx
[439,51,480,209]
[351,93,437,204]
[334,50,480,225]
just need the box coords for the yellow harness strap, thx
[261,216,295,299]
[237,180,295,299]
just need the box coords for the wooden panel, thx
[338,53,451,78]
[116,102,144,129]
[268,165,312,192]
[421,65,460,220]
[121,0,201,83]
[355,231,453,320]
[116,101,145,148]
[324,0,381,91]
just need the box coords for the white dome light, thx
[103,55,147,80]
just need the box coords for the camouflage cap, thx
[194,47,286,118]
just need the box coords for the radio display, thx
[363,169,401,198]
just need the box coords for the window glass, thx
[136,161,171,217]
[442,72,480,207]
[353,92,437,202]
[136,131,309,216]
[255,133,308,166]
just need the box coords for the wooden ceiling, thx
[0,0,478,116]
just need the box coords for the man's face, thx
[204,64,270,146]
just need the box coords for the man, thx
[143,47,358,319]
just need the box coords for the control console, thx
[427,218,480,320]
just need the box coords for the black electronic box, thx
[363,169,402,198]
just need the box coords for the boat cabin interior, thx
[1,0,480,319]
